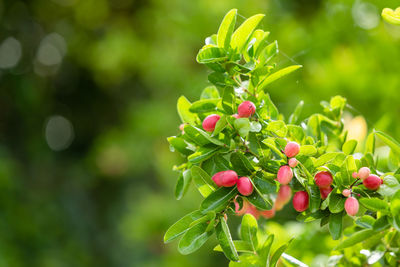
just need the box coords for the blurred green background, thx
[0,0,399,266]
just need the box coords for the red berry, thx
[277,185,292,204]
[320,186,333,200]
[352,172,358,179]
[288,158,298,168]
[345,196,359,216]
[292,191,309,212]
[285,142,300,158]
[238,101,256,118]
[342,189,351,197]
[277,165,293,185]
[237,177,254,196]
[363,174,382,190]
[314,171,333,188]
[358,167,370,180]
[202,114,220,132]
[212,170,238,187]
[232,114,240,119]
[260,208,275,219]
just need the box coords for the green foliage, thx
[166,9,400,266]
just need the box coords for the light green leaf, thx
[258,65,302,92]
[234,118,251,138]
[342,140,357,155]
[259,234,274,261]
[188,147,219,164]
[213,115,227,136]
[217,9,237,50]
[200,86,220,99]
[288,100,304,124]
[222,86,235,113]
[191,166,216,197]
[365,132,375,154]
[215,217,239,261]
[375,130,400,155]
[214,240,253,253]
[267,120,287,137]
[270,239,293,267]
[178,221,214,255]
[231,14,265,52]
[164,210,204,243]
[177,96,198,125]
[281,253,309,267]
[240,214,258,251]
[334,229,378,250]
[167,136,192,155]
[359,198,389,212]
[196,45,227,63]
[299,145,317,156]
[184,125,224,146]
[382,7,400,25]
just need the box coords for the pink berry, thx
[237,177,254,196]
[314,171,333,188]
[284,142,300,158]
[202,114,220,132]
[237,101,256,118]
[288,158,298,168]
[345,196,359,216]
[363,174,382,190]
[342,189,351,197]
[211,170,238,187]
[277,165,293,185]
[352,172,358,179]
[232,114,240,119]
[277,185,292,204]
[358,167,370,180]
[293,191,309,212]
[320,186,333,200]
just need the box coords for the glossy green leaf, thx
[258,65,302,92]
[196,45,227,63]
[213,115,227,135]
[365,132,375,154]
[167,136,192,155]
[299,145,317,156]
[355,215,375,229]
[191,166,216,197]
[188,147,219,164]
[281,253,308,267]
[200,86,220,99]
[175,169,192,200]
[178,221,214,255]
[296,210,325,222]
[177,96,198,125]
[215,217,239,261]
[329,212,343,240]
[309,185,321,213]
[222,86,235,113]
[230,152,255,176]
[329,194,346,213]
[259,234,274,261]
[230,14,265,52]
[200,187,237,214]
[184,125,224,146]
[390,190,400,231]
[164,210,204,243]
[240,214,258,251]
[217,9,237,50]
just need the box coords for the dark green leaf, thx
[188,147,219,164]
[329,212,343,240]
[328,194,346,214]
[167,136,192,155]
[222,86,235,113]
[200,187,237,214]
[189,99,219,113]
